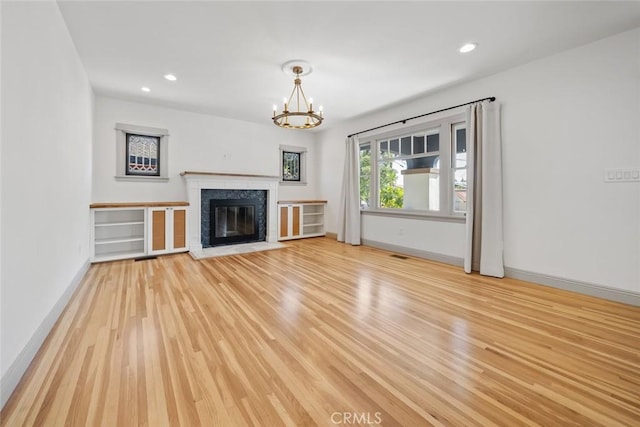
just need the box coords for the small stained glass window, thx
[126,133,160,176]
[282,151,301,181]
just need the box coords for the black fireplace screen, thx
[210,199,259,245]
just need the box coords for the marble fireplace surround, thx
[181,171,280,257]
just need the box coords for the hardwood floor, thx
[2,238,639,426]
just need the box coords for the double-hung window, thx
[359,113,467,218]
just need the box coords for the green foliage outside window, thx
[359,149,404,209]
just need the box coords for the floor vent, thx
[390,254,409,260]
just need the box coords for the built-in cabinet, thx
[91,202,188,262]
[278,200,326,241]
[148,206,188,255]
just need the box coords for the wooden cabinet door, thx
[151,209,167,252]
[292,206,301,237]
[279,206,289,239]
[172,208,187,251]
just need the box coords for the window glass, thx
[378,159,405,209]
[413,135,425,154]
[126,133,160,176]
[454,169,467,212]
[282,151,301,181]
[376,132,441,211]
[401,136,412,155]
[389,139,400,158]
[363,115,465,216]
[452,123,467,213]
[456,128,467,168]
[427,133,439,153]
[379,141,388,159]
[359,143,371,209]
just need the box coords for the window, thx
[115,123,169,181]
[282,151,301,181]
[126,133,160,176]
[452,124,467,213]
[359,143,371,208]
[279,145,307,185]
[359,114,466,217]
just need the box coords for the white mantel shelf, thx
[181,171,280,256]
[180,171,279,179]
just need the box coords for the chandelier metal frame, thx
[273,65,323,129]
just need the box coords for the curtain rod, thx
[347,96,496,138]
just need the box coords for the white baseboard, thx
[0,259,91,409]
[361,239,464,267]
[360,239,639,307]
[504,267,640,307]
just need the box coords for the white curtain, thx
[337,136,361,245]
[464,101,504,277]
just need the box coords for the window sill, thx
[115,175,170,182]
[279,181,307,186]
[361,209,465,223]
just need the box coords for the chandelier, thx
[272,65,323,129]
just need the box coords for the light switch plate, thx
[605,168,640,183]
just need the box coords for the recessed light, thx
[459,43,478,53]
[141,86,151,92]
[163,74,177,81]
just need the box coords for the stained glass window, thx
[282,151,301,181]
[126,133,160,176]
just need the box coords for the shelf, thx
[95,236,145,245]
[303,223,323,227]
[93,250,146,262]
[95,221,145,227]
[303,212,323,216]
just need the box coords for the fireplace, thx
[201,189,267,248]
[210,199,259,246]
[181,171,280,256]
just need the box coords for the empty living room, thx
[1,1,639,426]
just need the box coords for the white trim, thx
[504,267,640,307]
[114,176,169,182]
[361,239,464,267]
[361,209,465,223]
[0,259,90,409]
[115,123,168,136]
[115,123,169,181]
[360,240,640,306]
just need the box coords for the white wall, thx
[93,97,318,203]
[0,1,93,407]
[318,27,640,294]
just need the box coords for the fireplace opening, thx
[210,199,260,246]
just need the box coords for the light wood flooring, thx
[2,238,639,426]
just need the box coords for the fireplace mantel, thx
[180,171,280,179]
[182,171,280,254]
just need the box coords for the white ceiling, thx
[57,1,640,129]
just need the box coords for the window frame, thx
[279,144,307,185]
[358,113,466,220]
[115,123,169,182]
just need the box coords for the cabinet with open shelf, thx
[92,208,146,262]
[90,202,189,262]
[278,200,326,241]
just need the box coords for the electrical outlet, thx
[604,169,640,183]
